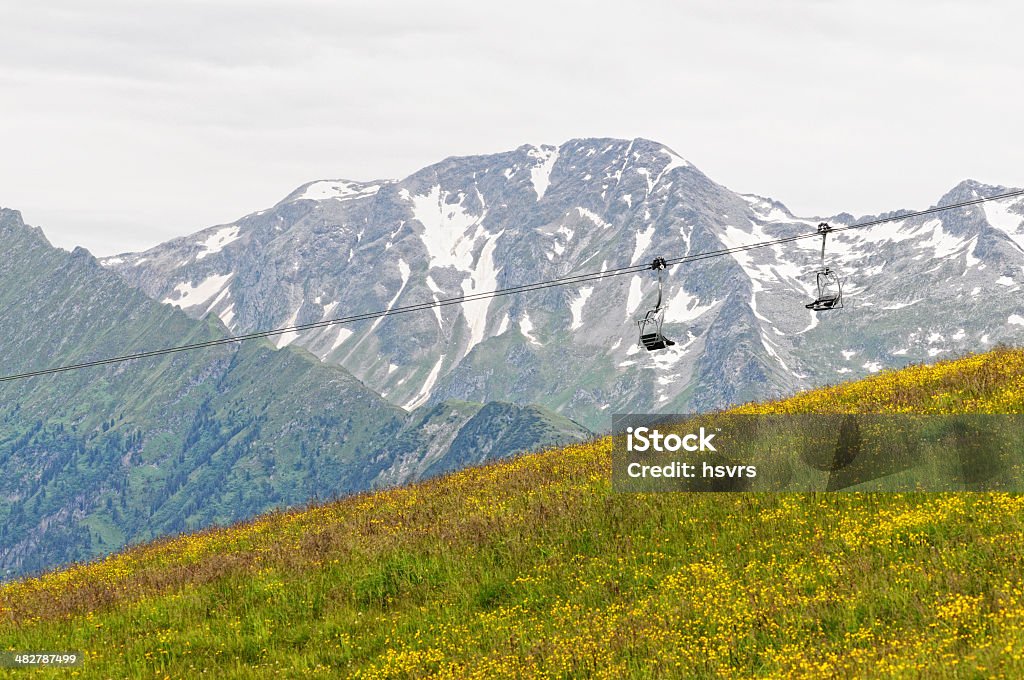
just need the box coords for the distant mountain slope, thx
[104,138,1024,429]
[0,209,588,576]
[5,348,1024,678]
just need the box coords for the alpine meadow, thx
[5,348,1024,678]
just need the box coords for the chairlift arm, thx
[654,268,664,310]
[650,257,667,311]
[817,222,831,267]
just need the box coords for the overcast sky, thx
[2,0,1022,256]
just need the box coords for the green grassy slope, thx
[3,348,1024,677]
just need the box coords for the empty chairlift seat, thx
[636,257,676,352]
[805,223,844,312]
[638,309,676,351]
[806,267,843,311]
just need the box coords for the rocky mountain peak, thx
[100,140,1024,429]
[0,208,48,245]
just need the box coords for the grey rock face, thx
[104,140,1024,430]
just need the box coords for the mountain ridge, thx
[100,138,1024,429]
[0,208,589,576]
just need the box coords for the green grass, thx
[5,348,1024,678]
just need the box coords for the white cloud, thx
[1,1,1022,255]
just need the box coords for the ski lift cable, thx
[0,264,653,383]
[660,187,1024,269]
[1,188,1022,383]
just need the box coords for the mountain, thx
[5,347,1024,677]
[0,209,588,576]
[104,138,1024,430]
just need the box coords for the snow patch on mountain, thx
[634,167,654,194]
[750,289,770,322]
[656,146,691,175]
[761,332,797,376]
[162,273,233,310]
[632,225,655,264]
[528,145,559,200]
[915,219,973,260]
[626,275,643,318]
[576,207,611,229]
[795,309,819,334]
[407,355,444,410]
[275,308,301,348]
[663,287,716,324]
[520,314,540,345]
[984,198,1024,252]
[394,260,411,303]
[570,287,593,330]
[649,337,693,371]
[329,328,353,353]
[425,275,444,327]
[409,185,486,270]
[460,235,501,354]
[196,226,241,260]
[205,285,231,316]
[963,237,980,267]
[740,194,791,223]
[719,222,812,298]
[293,180,384,202]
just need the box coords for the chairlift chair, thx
[806,267,843,311]
[637,257,676,351]
[805,222,844,311]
